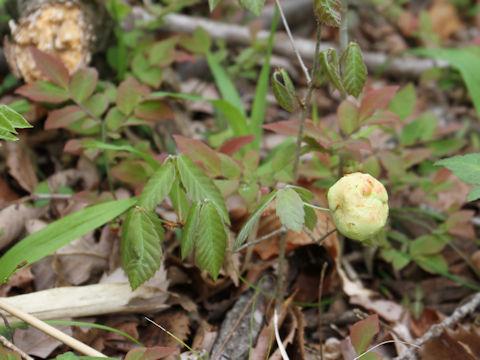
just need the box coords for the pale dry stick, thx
[0,298,107,357]
[274,0,311,83]
[354,340,420,360]
[317,262,329,360]
[0,334,34,360]
[394,292,480,360]
[273,309,290,360]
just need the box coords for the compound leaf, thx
[138,160,176,210]
[314,0,341,27]
[182,201,201,259]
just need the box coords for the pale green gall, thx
[327,172,388,241]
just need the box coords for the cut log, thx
[3,0,111,83]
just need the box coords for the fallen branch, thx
[151,12,448,78]
[394,292,480,360]
[0,282,169,324]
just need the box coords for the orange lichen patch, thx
[5,1,92,83]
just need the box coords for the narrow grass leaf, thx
[195,201,227,279]
[122,207,164,290]
[176,154,229,224]
[182,201,201,259]
[0,198,136,283]
[234,189,278,250]
[138,160,176,210]
[276,188,305,233]
[206,52,245,116]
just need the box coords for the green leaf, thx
[337,100,359,134]
[138,160,176,210]
[69,68,98,103]
[350,314,379,354]
[173,135,221,175]
[30,47,69,89]
[124,347,179,360]
[169,179,190,223]
[415,253,449,274]
[238,0,266,15]
[134,100,172,121]
[314,0,341,27]
[272,70,296,112]
[122,207,164,290]
[399,112,438,145]
[341,42,367,98]
[195,201,227,279]
[45,105,85,130]
[149,38,178,67]
[276,188,305,233]
[435,153,480,185]
[468,185,480,202]
[132,54,163,88]
[85,93,109,117]
[411,47,480,119]
[0,198,136,283]
[304,205,318,231]
[176,154,229,224]
[182,200,201,259]
[389,83,416,121]
[15,81,70,103]
[0,105,32,130]
[319,49,345,94]
[206,52,246,117]
[233,189,278,250]
[409,234,447,257]
[208,0,224,12]
[116,77,145,115]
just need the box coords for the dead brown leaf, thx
[5,140,38,192]
[421,328,476,360]
[0,267,34,296]
[410,307,442,338]
[14,323,72,358]
[428,0,465,41]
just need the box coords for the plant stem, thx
[339,0,349,52]
[293,24,322,180]
[277,230,287,298]
[303,203,330,212]
[236,227,286,252]
[274,0,310,83]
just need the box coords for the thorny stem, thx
[293,24,322,180]
[73,99,116,200]
[274,0,311,83]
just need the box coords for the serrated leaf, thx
[319,49,345,94]
[233,189,278,250]
[182,200,201,259]
[0,105,32,130]
[69,67,98,103]
[138,160,176,210]
[341,42,367,98]
[122,207,164,290]
[468,185,480,202]
[30,47,69,89]
[45,105,85,129]
[170,179,190,222]
[276,188,305,233]
[116,77,145,115]
[15,81,70,103]
[350,314,380,354]
[176,154,229,224]
[304,205,318,231]
[272,70,296,112]
[0,198,136,283]
[314,0,341,27]
[195,201,227,279]
[435,154,480,185]
[238,0,266,15]
[0,129,18,142]
[173,135,221,175]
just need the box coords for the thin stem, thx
[235,227,286,252]
[274,0,310,83]
[276,230,287,298]
[0,334,34,360]
[293,24,322,180]
[303,203,330,212]
[317,262,328,360]
[339,0,349,52]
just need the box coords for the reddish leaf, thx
[363,109,401,126]
[173,135,221,175]
[359,86,399,122]
[15,82,69,103]
[350,314,380,354]
[30,47,69,89]
[125,346,179,360]
[116,77,147,115]
[45,105,85,129]
[404,148,433,168]
[263,119,322,138]
[219,135,255,155]
[69,67,98,103]
[111,159,153,184]
[134,100,173,121]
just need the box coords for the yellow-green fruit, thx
[328,172,388,241]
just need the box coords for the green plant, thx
[0,104,32,142]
